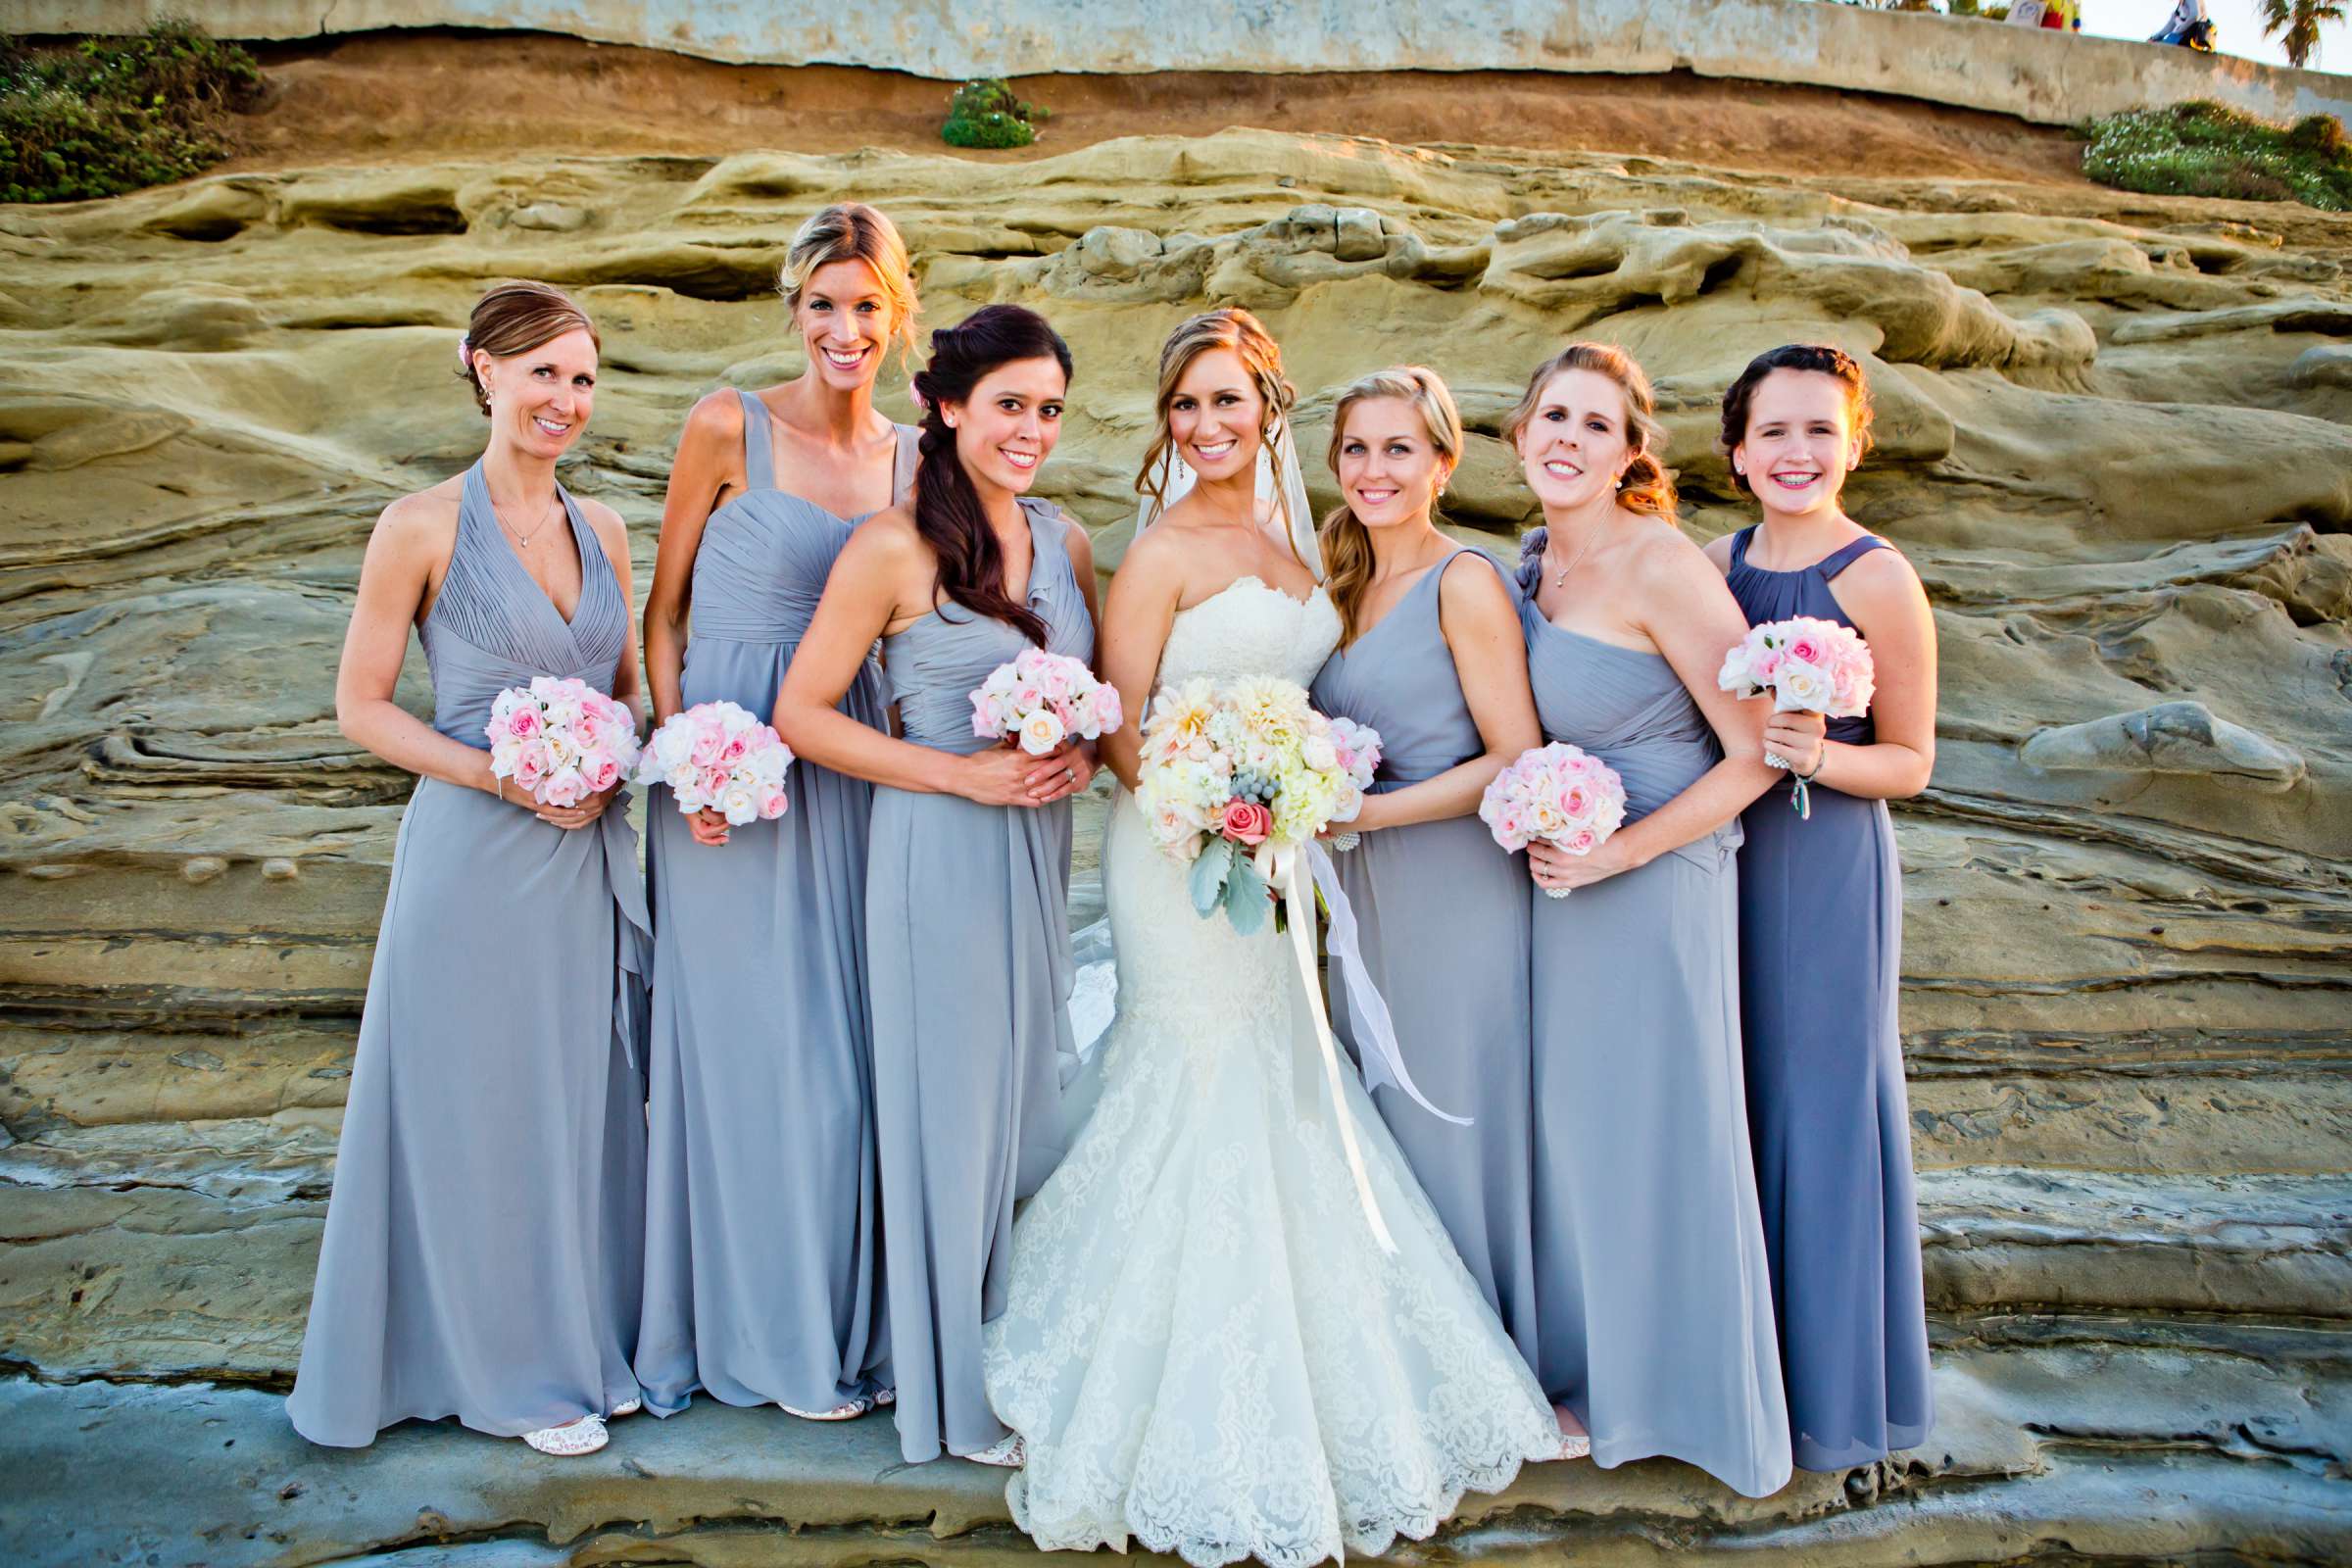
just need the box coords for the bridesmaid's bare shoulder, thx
[370,479,463,558]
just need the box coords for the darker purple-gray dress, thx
[1725,525,1932,1470]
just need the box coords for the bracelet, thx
[1794,752,1826,783]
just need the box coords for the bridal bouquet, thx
[1479,742,1628,900]
[1134,674,1368,934]
[1716,615,1874,817]
[1321,716,1384,853]
[971,648,1123,756]
[486,676,640,809]
[636,701,793,825]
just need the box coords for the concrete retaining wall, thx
[16,0,2352,128]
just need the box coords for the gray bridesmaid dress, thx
[287,463,651,1446]
[1725,526,1932,1469]
[1516,535,1792,1498]
[867,498,1093,1462]
[1308,548,1539,1364]
[635,394,916,1417]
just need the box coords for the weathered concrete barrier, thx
[16,0,2352,128]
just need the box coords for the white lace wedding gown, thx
[982,578,1559,1568]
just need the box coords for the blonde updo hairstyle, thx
[1134,308,1303,558]
[456,280,599,417]
[1318,366,1465,646]
[1502,341,1677,524]
[778,201,921,363]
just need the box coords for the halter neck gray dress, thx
[868,498,1093,1462]
[635,394,915,1418]
[1516,535,1791,1498]
[287,463,651,1446]
[1725,526,1931,1469]
[1308,548,1540,1365]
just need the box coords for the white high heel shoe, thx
[521,1415,609,1456]
[966,1431,1025,1468]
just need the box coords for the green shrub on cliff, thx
[942,78,1048,150]
[0,20,263,204]
[2082,100,2352,212]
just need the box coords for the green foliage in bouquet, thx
[941,77,1049,150]
[1,18,263,204]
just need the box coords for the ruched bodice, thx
[1723,526,1889,748]
[1517,555,1724,827]
[1311,551,1495,787]
[688,392,916,644]
[884,498,1093,752]
[421,463,631,740]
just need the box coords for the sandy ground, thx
[220,28,2094,185]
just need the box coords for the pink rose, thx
[719,732,750,765]
[540,769,586,808]
[508,705,541,739]
[1559,826,1598,855]
[690,727,724,766]
[1091,686,1124,732]
[513,748,548,792]
[1562,784,1590,818]
[582,753,620,793]
[1785,632,1825,666]
[757,786,790,820]
[1219,798,1272,847]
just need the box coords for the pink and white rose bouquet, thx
[1716,615,1874,816]
[970,647,1123,757]
[1322,715,1384,852]
[636,701,793,825]
[486,676,640,810]
[1479,742,1628,900]
[1134,674,1369,934]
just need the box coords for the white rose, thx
[1018,710,1067,756]
[1301,735,1338,772]
[717,703,758,734]
[666,762,701,803]
[1777,660,1833,712]
[718,782,760,825]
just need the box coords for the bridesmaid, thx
[1306,367,1546,1367]
[1510,342,1792,1497]
[288,281,649,1455]
[1707,344,1937,1469]
[634,204,917,1423]
[773,304,1100,1466]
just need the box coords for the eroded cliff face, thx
[1,126,2346,1563]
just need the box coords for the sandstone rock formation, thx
[0,120,2346,1564]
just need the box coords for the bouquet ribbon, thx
[1268,842,1473,1257]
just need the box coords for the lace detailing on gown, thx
[983,578,1558,1568]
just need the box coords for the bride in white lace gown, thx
[982,313,1558,1568]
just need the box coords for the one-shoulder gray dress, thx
[868,498,1093,1462]
[1309,548,1539,1364]
[1517,538,1791,1498]
[1725,526,1932,1470]
[288,463,651,1446]
[635,394,915,1418]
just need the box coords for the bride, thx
[981,310,1561,1568]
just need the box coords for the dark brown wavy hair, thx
[908,305,1072,646]
[1716,344,1876,493]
